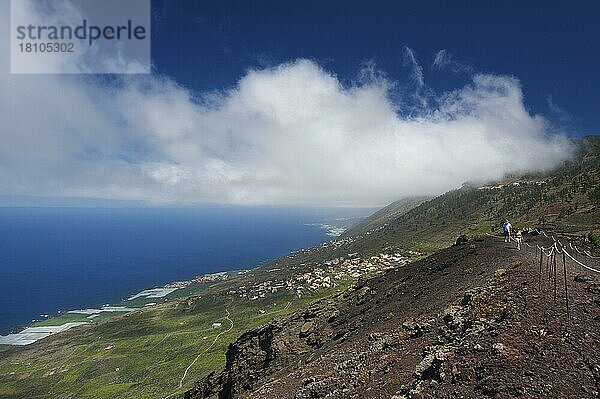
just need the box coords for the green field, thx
[0,276,349,399]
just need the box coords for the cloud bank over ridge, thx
[0,3,572,207]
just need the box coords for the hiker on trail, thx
[515,229,523,250]
[503,219,512,243]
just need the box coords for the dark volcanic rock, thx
[454,235,469,246]
[588,283,600,294]
[575,274,595,283]
[402,319,432,338]
[186,237,600,399]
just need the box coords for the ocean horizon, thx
[0,206,366,335]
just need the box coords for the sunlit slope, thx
[346,135,600,252]
[343,196,429,237]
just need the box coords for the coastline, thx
[1,222,350,343]
[0,207,348,336]
[0,271,233,346]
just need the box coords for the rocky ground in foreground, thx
[186,235,600,399]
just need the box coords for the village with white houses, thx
[0,228,421,347]
[227,248,421,302]
[477,177,551,190]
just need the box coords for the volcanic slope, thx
[186,234,600,399]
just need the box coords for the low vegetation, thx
[0,275,348,399]
[348,136,600,253]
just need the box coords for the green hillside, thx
[342,196,429,237]
[347,135,600,253]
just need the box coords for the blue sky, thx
[150,0,599,134]
[0,0,592,206]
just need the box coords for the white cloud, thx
[401,47,435,111]
[433,49,473,75]
[403,46,425,87]
[547,95,570,122]
[0,2,573,207]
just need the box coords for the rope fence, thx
[512,229,600,325]
[490,227,599,325]
[480,229,600,322]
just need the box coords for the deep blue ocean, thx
[0,207,361,335]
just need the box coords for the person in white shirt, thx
[515,230,523,250]
[503,220,513,243]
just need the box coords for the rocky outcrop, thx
[454,235,469,246]
[186,299,341,399]
[186,237,600,399]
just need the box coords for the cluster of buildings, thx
[320,235,360,250]
[229,250,419,301]
[194,272,229,284]
[165,280,193,289]
[477,179,550,190]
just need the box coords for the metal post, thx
[553,251,557,304]
[547,252,551,281]
[538,248,543,291]
[562,251,570,323]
